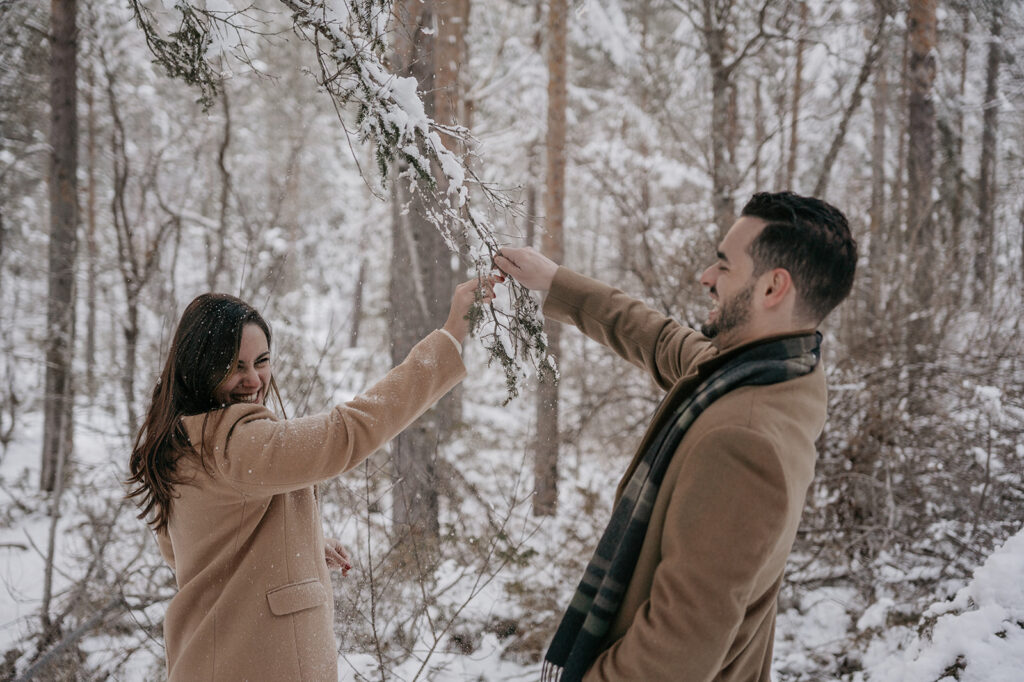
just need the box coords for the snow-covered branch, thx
[128,0,556,399]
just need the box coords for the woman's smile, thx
[213,323,272,406]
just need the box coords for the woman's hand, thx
[324,538,352,576]
[442,274,503,343]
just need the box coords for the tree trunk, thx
[349,257,366,348]
[533,0,567,517]
[433,0,470,431]
[905,0,937,354]
[775,69,788,189]
[433,0,469,150]
[41,0,79,492]
[208,88,232,292]
[524,0,543,251]
[85,60,97,397]
[710,60,735,230]
[388,0,449,545]
[388,180,445,546]
[1019,202,1024,296]
[973,1,1001,305]
[525,181,537,247]
[786,1,807,189]
[123,292,140,433]
[950,6,970,282]
[699,0,740,233]
[754,79,765,190]
[893,32,909,247]
[868,33,887,322]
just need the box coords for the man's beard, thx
[701,281,754,343]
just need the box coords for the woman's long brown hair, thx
[126,293,281,532]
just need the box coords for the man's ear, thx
[760,268,793,310]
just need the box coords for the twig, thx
[14,594,127,682]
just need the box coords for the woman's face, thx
[213,323,272,406]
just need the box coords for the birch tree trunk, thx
[41,0,79,492]
[533,0,567,517]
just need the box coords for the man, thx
[495,191,857,681]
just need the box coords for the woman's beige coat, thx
[156,331,464,681]
[544,268,827,681]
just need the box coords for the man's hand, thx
[324,538,352,576]
[494,247,558,292]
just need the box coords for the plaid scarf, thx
[541,332,821,682]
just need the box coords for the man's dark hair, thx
[740,191,857,323]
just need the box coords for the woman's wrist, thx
[437,327,464,355]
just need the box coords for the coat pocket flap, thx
[266,578,328,616]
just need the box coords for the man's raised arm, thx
[495,247,715,389]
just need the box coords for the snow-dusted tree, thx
[387,0,454,545]
[127,0,556,401]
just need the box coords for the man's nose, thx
[699,265,715,288]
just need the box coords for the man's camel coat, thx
[156,331,465,681]
[544,268,827,681]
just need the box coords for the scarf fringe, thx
[541,660,563,682]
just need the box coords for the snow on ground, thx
[774,585,862,678]
[857,528,1024,682]
[0,411,48,655]
[0,404,161,675]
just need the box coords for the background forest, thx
[2,0,1024,680]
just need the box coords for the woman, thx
[127,276,498,681]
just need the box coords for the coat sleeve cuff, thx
[436,328,463,356]
[542,266,596,323]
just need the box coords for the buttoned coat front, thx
[543,268,827,681]
[156,331,465,681]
